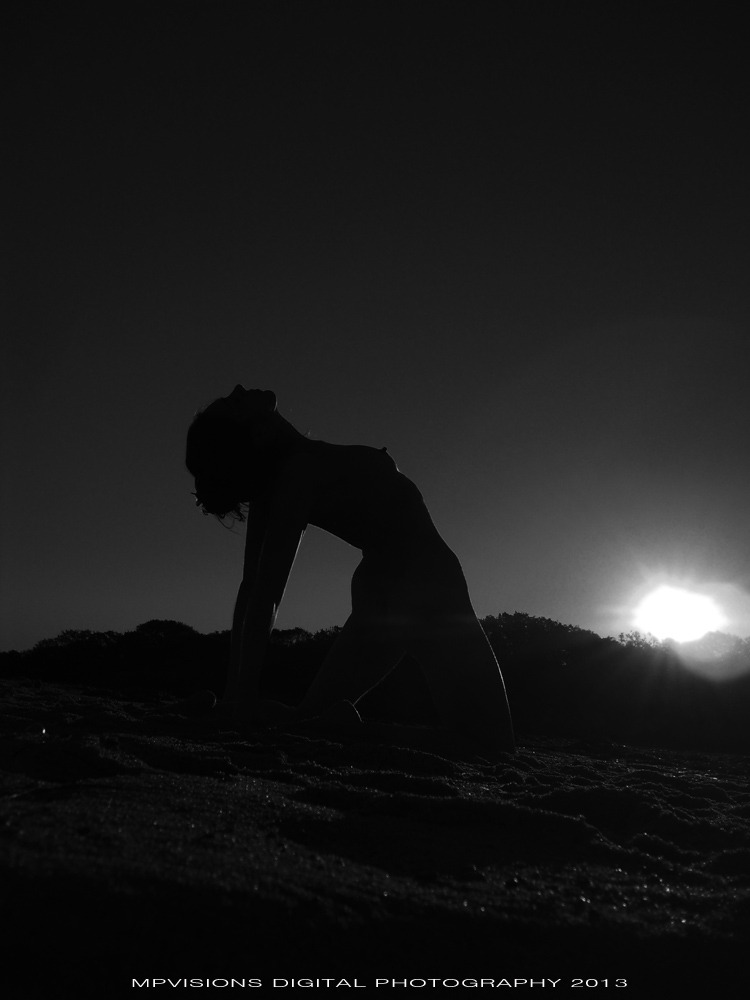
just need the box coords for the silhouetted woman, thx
[186,386,514,757]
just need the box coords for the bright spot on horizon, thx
[633,585,727,642]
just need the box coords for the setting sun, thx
[633,585,726,642]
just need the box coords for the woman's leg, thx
[394,543,515,757]
[295,548,515,756]
[295,556,406,719]
[295,612,405,718]
[405,611,515,757]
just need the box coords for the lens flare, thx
[633,585,726,642]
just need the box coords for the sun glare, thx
[633,585,726,643]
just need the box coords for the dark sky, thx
[3,2,749,651]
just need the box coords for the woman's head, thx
[224,384,277,421]
[186,386,302,521]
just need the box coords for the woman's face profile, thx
[222,385,277,423]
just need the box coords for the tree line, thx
[2,613,749,751]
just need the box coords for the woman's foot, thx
[182,689,218,717]
[298,699,363,730]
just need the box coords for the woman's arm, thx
[224,499,269,705]
[229,463,311,716]
[232,520,306,708]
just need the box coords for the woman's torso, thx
[285,441,443,555]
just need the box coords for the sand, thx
[2,676,748,995]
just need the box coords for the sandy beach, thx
[2,674,748,995]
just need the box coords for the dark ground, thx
[2,676,748,995]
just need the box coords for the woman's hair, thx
[185,396,304,523]
[186,404,250,522]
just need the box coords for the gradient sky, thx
[3,3,749,651]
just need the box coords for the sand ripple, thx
[2,678,748,990]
